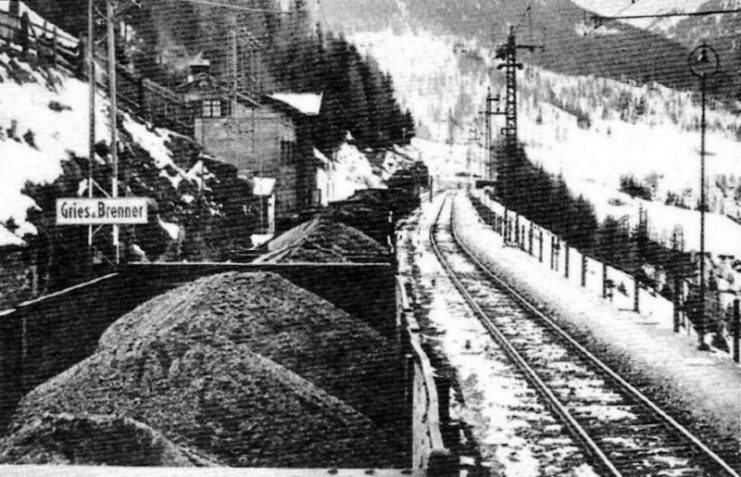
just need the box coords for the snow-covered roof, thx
[313,148,330,166]
[0,224,25,248]
[268,93,323,116]
[252,177,276,196]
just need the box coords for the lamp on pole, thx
[688,42,719,351]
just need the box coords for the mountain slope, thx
[352,23,741,257]
[323,0,700,93]
[576,0,741,99]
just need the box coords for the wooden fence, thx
[0,2,81,72]
[469,188,741,358]
[0,0,196,137]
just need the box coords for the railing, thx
[0,1,196,138]
[397,276,457,477]
[0,1,81,72]
[470,188,741,361]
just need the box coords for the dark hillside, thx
[641,0,741,101]
[322,0,707,94]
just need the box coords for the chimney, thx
[188,53,211,83]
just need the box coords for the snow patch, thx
[268,93,322,116]
[158,218,180,240]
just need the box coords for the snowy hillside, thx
[0,51,199,245]
[353,26,741,257]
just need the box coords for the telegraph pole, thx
[688,43,719,351]
[87,0,96,263]
[84,0,140,266]
[107,0,120,264]
[480,87,500,181]
[492,26,543,201]
[495,25,543,151]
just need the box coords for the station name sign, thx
[56,198,148,225]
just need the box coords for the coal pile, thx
[0,413,219,466]
[9,272,400,468]
[261,217,389,263]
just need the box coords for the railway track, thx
[430,193,739,477]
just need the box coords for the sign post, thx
[56,198,148,225]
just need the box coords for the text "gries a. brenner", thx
[56,198,148,225]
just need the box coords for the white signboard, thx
[56,198,148,225]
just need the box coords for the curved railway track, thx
[430,193,739,477]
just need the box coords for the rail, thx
[431,192,740,477]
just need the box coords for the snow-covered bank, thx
[452,191,741,449]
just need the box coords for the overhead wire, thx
[173,0,289,14]
[316,0,329,29]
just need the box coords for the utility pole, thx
[107,0,120,264]
[493,25,543,201]
[86,0,140,266]
[495,25,543,152]
[87,0,96,263]
[688,43,719,351]
[480,87,500,181]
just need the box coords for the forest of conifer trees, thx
[26,0,414,155]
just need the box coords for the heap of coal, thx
[7,272,399,468]
[259,217,389,263]
[0,413,219,466]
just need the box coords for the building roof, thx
[268,93,323,116]
[178,73,262,107]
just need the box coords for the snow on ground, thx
[470,188,714,344]
[326,141,385,202]
[397,195,597,477]
[353,25,741,259]
[157,218,180,241]
[453,191,741,444]
[520,91,741,258]
[0,46,188,245]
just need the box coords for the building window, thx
[202,99,230,118]
[280,140,296,164]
